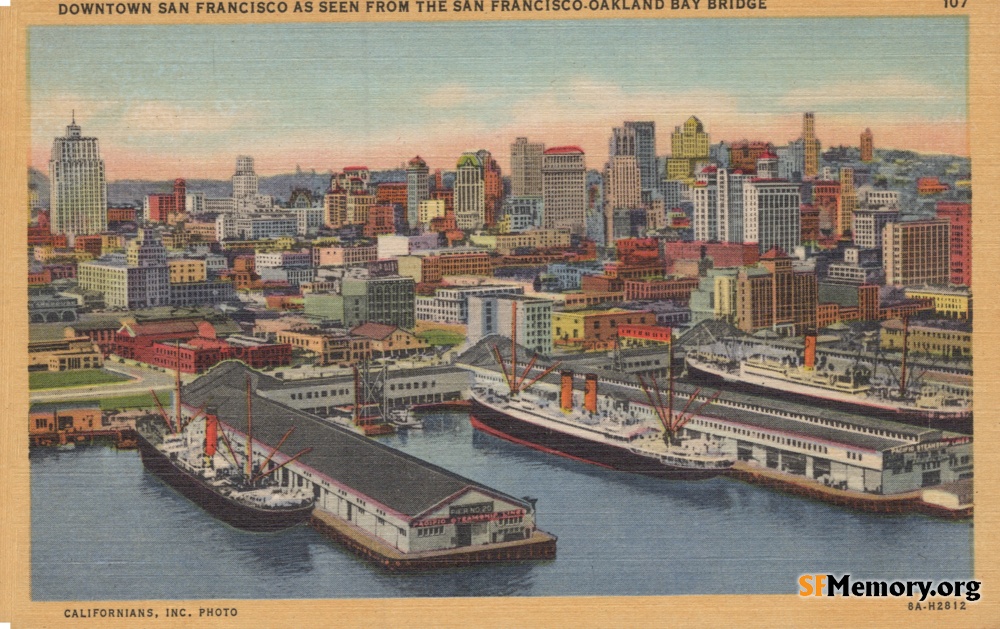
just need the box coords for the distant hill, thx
[29,168,49,208]
[106,170,335,207]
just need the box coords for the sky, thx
[29,18,968,180]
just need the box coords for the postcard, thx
[1,0,998,627]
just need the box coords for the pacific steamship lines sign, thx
[414,506,527,527]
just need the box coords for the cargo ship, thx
[684,332,973,435]
[468,304,734,479]
[136,369,315,532]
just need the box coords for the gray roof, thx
[182,362,523,518]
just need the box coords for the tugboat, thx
[136,364,315,532]
[387,408,423,430]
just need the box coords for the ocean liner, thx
[684,329,972,435]
[468,305,734,479]
[136,369,315,532]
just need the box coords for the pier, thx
[311,509,556,572]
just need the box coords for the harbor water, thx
[31,412,972,600]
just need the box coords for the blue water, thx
[31,413,973,600]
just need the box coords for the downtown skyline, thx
[29,18,968,179]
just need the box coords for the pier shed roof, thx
[183,361,527,519]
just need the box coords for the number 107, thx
[943,0,967,7]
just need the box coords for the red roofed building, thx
[350,322,430,358]
[729,140,773,173]
[917,177,949,195]
[364,204,396,238]
[107,207,138,223]
[376,182,408,210]
[936,201,971,286]
[113,319,214,359]
[147,179,186,223]
[664,241,759,271]
[144,335,291,373]
[735,247,817,335]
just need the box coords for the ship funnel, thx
[584,374,598,413]
[560,371,574,412]
[804,333,817,370]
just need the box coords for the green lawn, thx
[29,369,133,390]
[417,330,466,347]
[53,392,170,411]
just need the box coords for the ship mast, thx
[246,373,253,480]
[175,340,182,431]
[490,299,561,397]
[899,315,910,397]
[667,338,674,431]
[510,301,517,395]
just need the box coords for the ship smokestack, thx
[560,371,574,412]
[804,333,817,370]
[205,414,218,457]
[584,374,598,413]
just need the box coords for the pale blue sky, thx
[29,18,968,178]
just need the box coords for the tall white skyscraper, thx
[49,115,108,236]
[743,180,802,254]
[232,155,259,200]
[406,156,430,229]
[542,147,586,235]
[454,152,485,230]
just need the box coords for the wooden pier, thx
[310,509,557,572]
[728,461,972,519]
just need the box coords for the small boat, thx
[388,409,423,430]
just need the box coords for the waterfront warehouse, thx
[179,362,555,566]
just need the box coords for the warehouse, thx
[180,362,552,560]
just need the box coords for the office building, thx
[542,146,587,235]
[510,136,544,198]
[883,220,951,287]
[406,156,430,229]
[49,116,108,236]
[455,152,485,230]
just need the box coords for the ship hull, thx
[469,398,726,480]
[136,434,314,533]
[685,358,973,435]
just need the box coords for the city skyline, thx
[29,18,968,179]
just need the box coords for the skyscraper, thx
[837,167,858,238]
[803,112,821,178]
[232,155,259,200]
[667,116,710,182]
[936,201,971,286]
[743,179,802,254]
[883,220,951,287]
[541,147,587,235]
[477,149,503,228]
[454,152,485,230]
[603,155,642,246]
[406,156,430,229]
[510,137,544,197]
[860,128,874,162]
[625,121,657,196]
[693,166,751,244]
[49,115,108,236]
